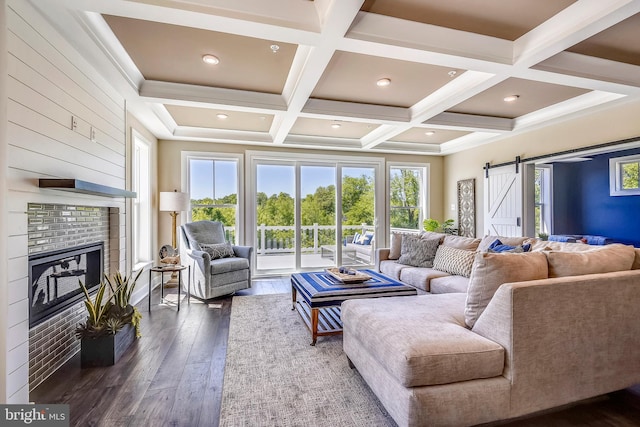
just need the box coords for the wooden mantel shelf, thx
[39,179,137,198]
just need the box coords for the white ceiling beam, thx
[344,11,513,70]
[361,70,503,149]
[302,99,409,123]
[270,0,365,144]
[513,91,627,131]
[526,52,640,93]
[140,80,287,111]
[513,0,640,68]
[173,126,273,143]
[34,0,323,45]
[425,113,513,132]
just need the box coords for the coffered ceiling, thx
[31,0,640,155]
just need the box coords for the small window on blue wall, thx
[610,154,640,196]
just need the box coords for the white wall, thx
[5,0,128,402]
[443,98,640,237]
[1,0,10,404]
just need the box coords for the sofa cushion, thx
[634,248,640,270]
[341,294,505,387]
[201,242,235,260]
[465,252,548,328]
[442,235,481,251]
[379,260,406,280]
[399,267,450,292]
[430,275,470,294]
[531,240,594,252]
[545,244,635,278]
[397,234,440,268]
[210,256,249,275]
[433,245,475,277]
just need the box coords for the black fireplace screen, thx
[28,242,104,328]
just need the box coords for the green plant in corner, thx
[76,269,143,340]
[423,218,456,234]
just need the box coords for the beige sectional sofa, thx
[344,234,640,427]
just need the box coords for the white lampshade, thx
[159,191,190,212]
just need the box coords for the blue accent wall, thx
[552,147,640,247]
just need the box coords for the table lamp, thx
[159,190,190,285]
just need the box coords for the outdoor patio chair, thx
[180,220,252,299]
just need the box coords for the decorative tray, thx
[325,268,372,283]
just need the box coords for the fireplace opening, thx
[28,242,104,328]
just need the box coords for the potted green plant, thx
[423,218,456,234]
[76,270,143,367]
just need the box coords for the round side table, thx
[148,264,190,311]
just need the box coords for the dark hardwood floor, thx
[31,278,640,427]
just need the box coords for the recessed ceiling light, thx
[503,95,520,102]
[202,54,220,65]
[425,131,436,136]
[376,78,391,87]
[331,123,341,129]
[216,113,228,119]
[270,44,280,53]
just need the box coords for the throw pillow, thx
[352,232,361,244]
[356,233,374,245]
[441,235,481,251]
[200,242,235,260]
[545,244,635,277]
[397,234,440,268]
[465,252,548,328]
[487,239,531,253]
[432,245,475,277]
[477,235,535,252]
[388,232,403,260]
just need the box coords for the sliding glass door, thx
[341,167,375,265]
[250,154,383,276]
[255,163,295,271]
[301,165,337,269]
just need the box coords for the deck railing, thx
[223,224,420,255]
[253,223,374,255]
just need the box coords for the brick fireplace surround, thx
[26,203,121,390]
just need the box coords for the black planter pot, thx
[81,323,136,368]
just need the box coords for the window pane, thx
[188,158,239,242]
[389,167,423,230]
[622,162,639,190]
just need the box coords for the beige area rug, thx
[220,293,396,427]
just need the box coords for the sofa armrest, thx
[375,248,391,271]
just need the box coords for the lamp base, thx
[160,255,181,288]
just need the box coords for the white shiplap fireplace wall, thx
[6,0,127,402]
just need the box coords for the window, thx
[187,155,241,243]
[389,165,427,231]
[132,133,151,265]
[610,154,640,196]
[534,166,552,237]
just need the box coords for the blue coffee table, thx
[291,269,417,345]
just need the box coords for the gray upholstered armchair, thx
[180,220,252,299]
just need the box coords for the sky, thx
[189,160,373,199]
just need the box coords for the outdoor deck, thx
[255,251,372,272]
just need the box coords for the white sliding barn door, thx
[484,164,523,237]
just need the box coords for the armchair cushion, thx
[210,257,250,275]
[201,242,235,259]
